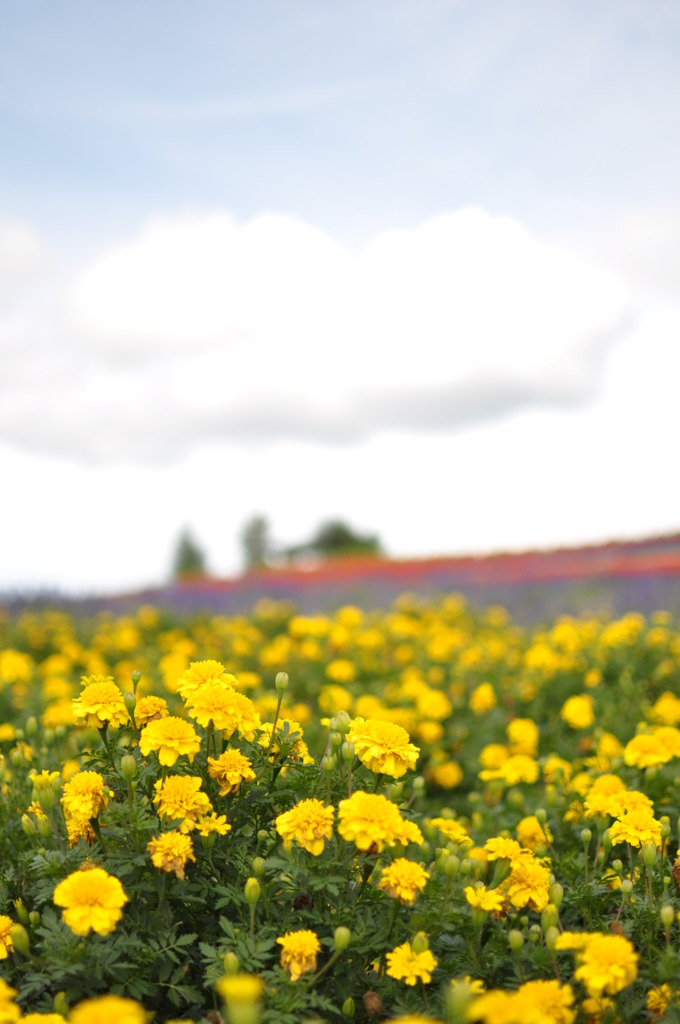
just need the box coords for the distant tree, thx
[312,520,382,557]
[172,528,207,579]
[241,515,270,570]
[283,519,383,561]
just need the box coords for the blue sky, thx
[2,1,680,592]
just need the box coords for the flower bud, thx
[549,883,564,908]
[508,929,524,951]
[661,904,674,930]
[661,821,671,841]
[275,672,289,692]
[10,749,24,768]
[541,905,558,932]
[642,843,657,869]
[43,728,55,747]
[342,997,355,1017]
[121,754,137,781]
[544,926,559,951]
[53,992,69,1016]
[545,784,558,806]
[336,711,351,734]
[322,754,335,774]
[10,923,30,956]
[13,900,29,926]
[256,829,268,845]
[123,691,136,715]
[580,828,592,846]
[37,815,52,838]
[388,782,403,801]
[131,669,142,687]
[411,932,429,954]
[412,777,426,795]
[506,788,524,810]
[334,926,351,952]
[244,877,261,907]
[330,731,343,749]
[21,814,36,837]
[621,878,633,895]
[529,924,541,944]
[37,786,55,813]
[444,855,460,878]
[28,911,40,929]
[251,857,266,877]
[341,741,355,763]
[535,808,547,825]
[25,716,38,738]
[612,859,623,874]
[223,951,240,975]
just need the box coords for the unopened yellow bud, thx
[275,672,289,692]
[13,899,29,926]
[334,926,351,952]
[544,926,559,951]
[661,904,674,930]
[121,754,137,781]
[411,932,429,954]
[10,923,30,956]
[336,711,351,734]
[25,716,38,738]
[642,843,657,869]
[28,911,40,929]
[244,877,261,906]
[251,857,266,877]
[21,814,36,837]
[223,951,240,975]
[53,992,69,1016]
[342,996,355,1017]
[508,929,524,951]
[341,741,355,763]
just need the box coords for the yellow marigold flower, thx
[0,915,13,958]
[428,817,472,847]
[66,817,96,846]
[469,682,496,714]
[561,694,594,730]
[479,743,509,769]
[609,807,662,849]
[53,866,127,936]
[318,684,353,715]
[275,798,334,855]
[258,718,313,763]
[650,691,680,725]
[378,859,430,904]
[385,941,437,986]
[468,980,575,1024]
[194,812,231,837]
[428,761,463,788]
[581,996,615,1023]
[134,695,169,726]
[517,815,553,852]
[506,718,539,756]
[501,851,551,912]
[61,771,110,823]
[653,725,680,758]
[185,682,261,739]
[479,755,539,786]
[557,932,638,997]
[338,791,423,852]
[153,775,212,832]
[346,718,420,778]
[30,769,60,791]
[177,659,237,699]
[463,885,505,912]
[72,678,129,730]
[484,836,522,862]
[624,732,673,769]
[147,831,196,879]
[542,754,573,784]
[139,716,201,766]
[216,973,265,1005]
[647,984,672,1019]
[277,929,321,981]
[583,774,627,818]
[22,1016,66,1024]
[325,658,356,683]
[207,749,256,795]
[69,995,148,1024]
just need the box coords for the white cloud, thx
[0,207,631,462]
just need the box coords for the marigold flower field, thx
[1,596,680,1022]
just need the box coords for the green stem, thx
[267,691,285,754]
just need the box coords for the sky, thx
[2,0,680,594]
